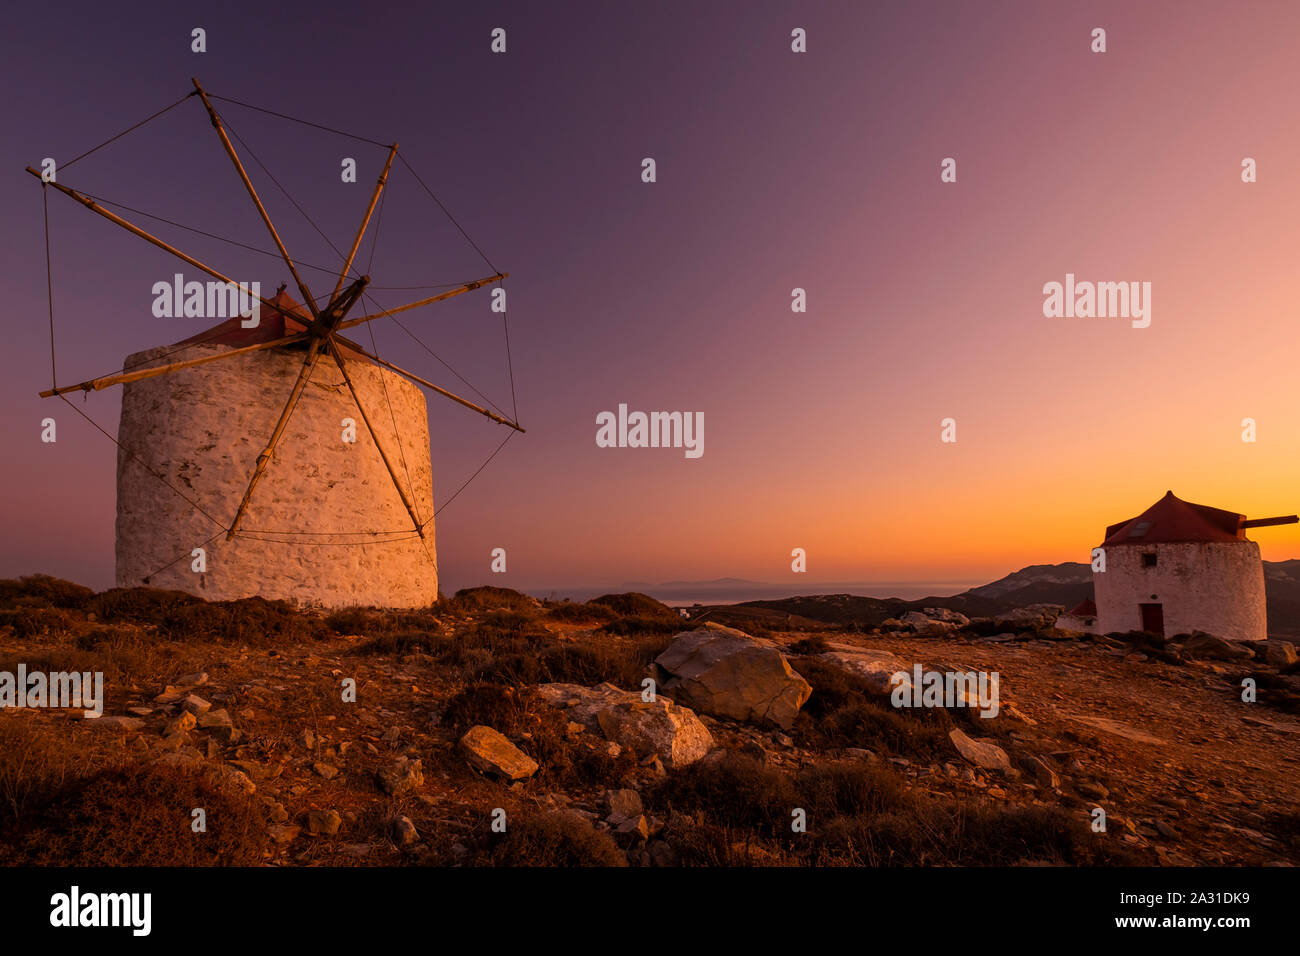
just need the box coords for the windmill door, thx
[1139,603,1164,637]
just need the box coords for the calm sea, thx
[524,582,977,607]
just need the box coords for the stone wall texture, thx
[115,343,437,608]
[1093,540,1266,641]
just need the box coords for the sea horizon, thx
[510,580,980,607]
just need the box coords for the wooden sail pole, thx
[225,278,369,539]
[191,77,320,321]
[331,143,398,302]
[27,168,284,317]
[39,332,308,398]
[331,332,525,432]
[325,338,426,538]
[335,272,508,331]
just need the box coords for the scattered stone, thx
[181,694,212,715]
[154,748,203,769]
[204,764,256,795]
[615,814,650,843]
[948,728,1012,773]
[197,708,232,730]
[125,706,152,718]
[376,757,424,796]
[393,816,419,846]
[1076,780,1110,800]
[536,682,713,768]
[653,624,812,729]
[1262,641,1299,667]
[993,605,1064,630]
[1025,756,1061,790]
[267,824,300,845]
[179,672,208,687]
[313,762,340,780]
[458,726,539,781]
[605,789,644,820]
[647,839,680,867]
[307,809,342,836]
[166,711,197,735]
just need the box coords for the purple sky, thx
[3,1,1298,596]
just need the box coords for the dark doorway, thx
[1140,603,1164,637]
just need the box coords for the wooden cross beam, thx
[191,78,320,321]
[32,81,517,548]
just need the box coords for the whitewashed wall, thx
[1093,541,1266,641]
[115,343,438,608]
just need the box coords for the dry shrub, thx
[807,801,1134,866]
[442,682,534,735]
[0,606,82,640]
[88,589,319,646]
[600,616,682,636]
[0,719,76,829]
[789,634,830,654]
[468,630,671,688]
[653,754,800,837]
[352,630,447,658]
[0,575,95,611]
[545,601,618,624]
[0,762,266,866]
[325,606,381,635]
[794,761,906,819]
[588,592,679,623]
[445,586,540,614]
[161,596,321,645]
[479,811,627,867]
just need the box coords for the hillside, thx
[719,560,1300,635]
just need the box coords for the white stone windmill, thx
[29,78,523,608]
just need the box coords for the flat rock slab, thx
[817,647,908,694]
[948,728,1012,773]
[459,725,539,781]
[1066,714,1168,746]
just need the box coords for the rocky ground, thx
[0,577,1297,867]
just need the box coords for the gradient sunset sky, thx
[2,0,1298,595]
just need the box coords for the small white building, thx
[1093,491,1295,641]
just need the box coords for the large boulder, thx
[993,604,1063,630]
[535,682,713,768]
[816,644,910,695]
[1175,631,1255,661]
[1260,640,1298,667]
[653,624,812,729]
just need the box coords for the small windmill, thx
[29,78,523,607]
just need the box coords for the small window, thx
[1129,521,1152,538]
[1142,553,1158,567]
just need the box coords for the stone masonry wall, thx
[115,343,437,607]
[1093,540,1266,641]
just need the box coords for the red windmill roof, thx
[1102,491,1244,546]
[171,287,372,361]
[1068,598,1097,617]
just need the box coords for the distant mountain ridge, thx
[713,559,1300,636]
